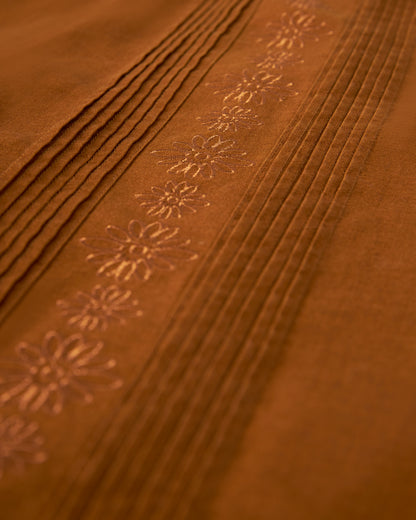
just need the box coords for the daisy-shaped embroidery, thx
[0,332,122,415]
[57,285,142,332]
[197,106,262,133]
[135,181,209,219]
[262,10,332,50]
[81,220,198,282]
[254,49,303,73]
[152,135,251,178]
[211,70,297,105]
[0,415,47,478]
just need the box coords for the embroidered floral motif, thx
[197,106,262,133]
[152,135,251,178]
[254,50,303,72]
[57,285,142,332]
[135,181,209,219]
[260,10,332,50]
[81,220,198,282]
[211,70,298,105]
[0,332,122,415]
[0,415,47,478]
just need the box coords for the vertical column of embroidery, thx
[0,0,332,479]
[147,0,332,231]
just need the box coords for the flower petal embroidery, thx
[210,70,298,105]
[42,331,65,360]
[154,246,198,262]
[135,181,209,219]
[0,332,122,414]
[0,415,47,478]
[105,225,130,243]
[58,285,142,331]
[15,344,42,366]
[152,135,252,179]
[82,220,198,282]
[259,10,333,50]
[197,106,262,133]
[253,49,303,72]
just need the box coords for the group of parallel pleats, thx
[0,0,260,325]
[42,0,416,519]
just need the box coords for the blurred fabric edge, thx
[0,0,198,173]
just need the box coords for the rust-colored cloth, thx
[0,0,415,518]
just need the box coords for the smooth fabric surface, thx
[0,0,415,518]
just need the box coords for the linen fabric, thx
[0,0,415,518]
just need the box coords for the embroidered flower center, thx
[286,26,301,37]
[84,299,111,317]
[86,299,102,312]
[218,113,230,123]
[119,242,155,262]
[193,150,212,164]
[30,358,71,389]
[99,303,113,316]
[165,194,180,205]
[242,79,262,92]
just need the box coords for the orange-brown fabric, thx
[0,0,415,518]
[213,44,416,520]
[0,0,199,172]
